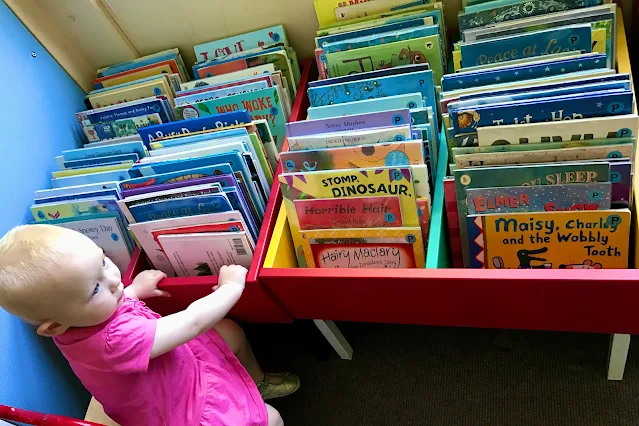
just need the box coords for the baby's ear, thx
[36,321,69,337]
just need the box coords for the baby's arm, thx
[150,265,247,359]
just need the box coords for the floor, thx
[246,321,639,426]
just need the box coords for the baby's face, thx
[57,236,124,327]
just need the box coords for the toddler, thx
[0,224,300,426]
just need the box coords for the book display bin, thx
[259,19,639,336]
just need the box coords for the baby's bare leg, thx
[266,404,284,426]
[214,318,264,383]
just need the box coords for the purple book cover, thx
[611,161,632,208]
[121,174,236,198]
[285,109,411,138]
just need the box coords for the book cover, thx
[128,193,233,223]
[610,160,632,208]
[455,161,611,266]
[194,25,289,62]
[458,0,605,31]
[31,197,122,223]
[76,97,172,127]
[45,213,132,272]
[150,220,251,248]
[280,141,425,173]
[62,141,147,162]
[326,34,444,84]
[149,128,248,149]
[87,76,174,109]
[286,109,411,138]
[288,125,413,151]
[137,110,252,147]
[298,227,425,268]
[180,64,276,91]
[309,64,430,87]
[467,209,631,269]
[441,53,607,92]
[94,61,180,89]
[51,170,131,188]
[158,232,253,277]
[35,182,121,200]
[34,188,120,205]
[97,49,188,82]
[334,0,433,21]
[120,164,233,190]
[459,24,592,68]
[452,137,635,157]
[63,153,140,169]
[466,183,612,215]
[308,93,423,120]
[476,115,639,146]
[176,74,273,98]
[175,81,269,106]
[294,196,404,230]
[175,87,286,149]
[323,23,439,54]
[450,90,634,136]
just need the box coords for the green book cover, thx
[455,161,611,267]
[326,34,444,85]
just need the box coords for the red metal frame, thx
[121,59,317,323]
[0,404,104,426]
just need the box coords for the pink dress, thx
[54,297,268,426]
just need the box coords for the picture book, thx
[150,220,252,249]
[180,64,276,91]
[175,81,269,106]
[298,227,425,268]
[334,0,433,21]
[194,25,289,62]
[128,211,243,276]
[454,144,634,169]
[455,161,612,266]
[467,209,631,269]
[459,24,593,67]
[325,34,444,84]
[318,4,443,34]
[610,160,632,208]
[62,141,147,162]
[51,170,131,188]
[308,93,423,120]
[120,164,233,190]
[280,141,425,173]
[286,109,411,137]
[158,232,253,277]
[94,61,181,89]
[175,87,286,149]
[87,76,174,109]
[63,153,140,169]
[176,74,274,98]
[457,0,606,31]
[450,90,634,136]
[31,196,123,223]
[97,49,189,82]
[466,183,612,215]
[44,213,132,272]
[149,128,248,149]
[309,64,430,87]
[287,125,413,151]
[294,196,405,230]
[322,23,439,54]
[137,110,252,147]
[128,193,233,223]
[120,182,226,209]
[476,115,639,146]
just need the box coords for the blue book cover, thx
[286,109,412,137]
[308,93,423,120]
[35,182,121,199]
[96,50,181,78]
[442,53,608,91]
[129,193,233,223]
[309,70,438,134]
[316,17,432,48]
[138,152,265,217]
[176,81,269,106]
[451,89,634,135]
[223,187,260,240]
[120,164,234,190]
[150,128,249,149]
[322,24,440,54]
[137,110,252,147]
[78,98,172,125]
[64,153,140,169]
[459,24,593,68]
[51,170,131,188]
[31,196,125,224]
[308,64,430,88]
[194,25,288,62]
[34,189,120,204]
[192,44,287,75]
[62,141,147,162]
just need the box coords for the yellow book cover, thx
[334,0,435,22]
[52,162,133,178]
[467,209,631,269]
[96,63,176,89]
[88,76,174,109]
[280,166,420,266]
[299,227,426,268]
[318,3,441,33]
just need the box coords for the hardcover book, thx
[288,125,413,151]
[285,109,411,138]
[467,209,631,269]
[194,25,289,62]
[308,93,423,120]
[128,193,233,223]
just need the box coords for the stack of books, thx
[442,0,636,269]
[277,2,448,269]
[29,26,298,278]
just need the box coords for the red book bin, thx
[258,21,639,337]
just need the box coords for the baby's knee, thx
[214,318,246,355]
[266,404,284,426]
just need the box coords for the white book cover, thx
[54,216,132,272]
[288,125,413,151]
[180,64,277,91]
[148,137,248,157]
[158,232,253,277]
[477,115,639,146]
[142,141,247,162]
[128,211,245,276]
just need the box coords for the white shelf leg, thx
[607,334,631,381]
[313,319,353,360]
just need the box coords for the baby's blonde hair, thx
[0,224,80,320]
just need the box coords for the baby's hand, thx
[129,270,170,299]
[213,265,247,291]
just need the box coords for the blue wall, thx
[0,0,90,418]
